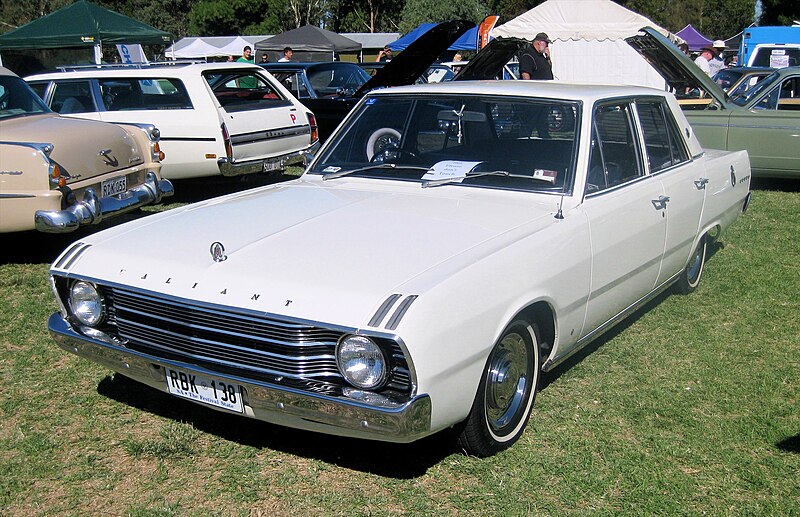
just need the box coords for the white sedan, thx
[47,81,751,456]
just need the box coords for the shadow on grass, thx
[751,177,800,193]
[776,434,800,453]
[97,373,459,478]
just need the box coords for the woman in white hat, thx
[709,40,727,77]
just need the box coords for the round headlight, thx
[336,335,388,390]
[68,281,105,326]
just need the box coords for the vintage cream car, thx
[26,63,319,180]
[47,81,751,456]
[0,67,172,233]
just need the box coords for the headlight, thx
[336,335,388,389]
[68,281,105,326]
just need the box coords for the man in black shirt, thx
[520,32,553,80]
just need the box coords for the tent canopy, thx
[676,24,712,51]
[388,24,478,52]
[255,25,361,52]
[168,39,228,59]
[491,0,676,88]
[0,0,171,50]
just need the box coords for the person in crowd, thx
[694,47,715,77]
[279,47,293,62]
[678,42,690,56]
[519,32,553,80]
[376,46,392,62]
[709,40,727,76]
[227,55,235,62]
[453,51,463,62]
[237,46,254,64]
[260,53,269,64]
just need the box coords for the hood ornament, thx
[210,242,227,262]
[98,149,119,167]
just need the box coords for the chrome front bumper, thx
[35,172,174,233]
[217,143,320,177]
[48,313,432,443]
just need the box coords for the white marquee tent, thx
[491,0,679,88]
[167,38,228,58]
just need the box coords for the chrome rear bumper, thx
[48,312,432,443]
[34,171,173,233]
[217,143,319,177]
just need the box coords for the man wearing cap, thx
[694,48,715,77]
[709,40,727,77]
[520,32,553,80]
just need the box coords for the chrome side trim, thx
[230,125,311,145]
[386,295,419,331]
[368,294,402,327]
[542,270,680,372]
[48,312,432,443]
[34,172,173,233]
[57,242,92,270]
[0,193,36,198]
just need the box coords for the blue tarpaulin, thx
[388,23,478,51]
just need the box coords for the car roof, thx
[25,62,265,80]
[262,62,361,71]
[366,80,669,103]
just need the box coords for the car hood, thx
[453,37,529,81]
[4,113,142,180]
[355,20,475,96]
[625,27,730,108]
[65,178,557,328]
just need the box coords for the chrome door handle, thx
[651,195,670,210]
[694,177,709,190]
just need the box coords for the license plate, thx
[101,176,127,197]
[263,159,283,172]
[164,367,243,413]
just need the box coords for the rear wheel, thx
[674,235,707,294]
[458,320,540,457]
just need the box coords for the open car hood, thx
[626,27,730,108]
[355,20,475,96]
[453,37,529,81]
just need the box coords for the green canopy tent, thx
[0,0,171,66]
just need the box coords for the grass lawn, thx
[0,175,798,516]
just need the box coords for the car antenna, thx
[555,194,565,220]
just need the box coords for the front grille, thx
[101,286,412,394]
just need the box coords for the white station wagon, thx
[47,81,751,456]
[27,63,319,180]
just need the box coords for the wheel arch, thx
[513,300,556,364]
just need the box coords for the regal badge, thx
[210,242,227,262]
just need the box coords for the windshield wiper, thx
[321,163,430,180]
[421,170,510,188]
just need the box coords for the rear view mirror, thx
[437,109,487,122]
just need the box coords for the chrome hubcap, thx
[486,331,531,433]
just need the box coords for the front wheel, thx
[457,320,540,457]
[674,235,707,294]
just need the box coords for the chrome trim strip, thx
[386,295,418,331]
[159,136,217,142]
[690,121,800,131]
[0,193,36,198]
[57,242,91,270]
[368,294,402,327]
[48,312,432,442]
[230,125,311,145]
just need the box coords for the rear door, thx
[203,68,312,163]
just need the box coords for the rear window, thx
[751,47,800,68]
[98,78,192,111]
[204,70,291,112]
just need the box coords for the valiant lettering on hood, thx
[59,180,557,326]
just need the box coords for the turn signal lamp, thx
[308,113,318,144]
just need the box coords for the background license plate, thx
[101,176,127,197]
[263,160,283,172]
[165,368,243,413]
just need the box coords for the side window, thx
[586,102,643,193]
[28,82,49,100]
[51,80,96,114]
[756,78,800,111]
[636,100,689,173]
[99,78,192,111]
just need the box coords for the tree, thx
[759,0,800,26]
[187,0,284,36]
[1,0,74,33]
[621,0,755,39]
[328,0,404,33]
[398,0,489,33]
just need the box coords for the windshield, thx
[731,70,782,106]
[0,75,51,120]
[309,94,581,194]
